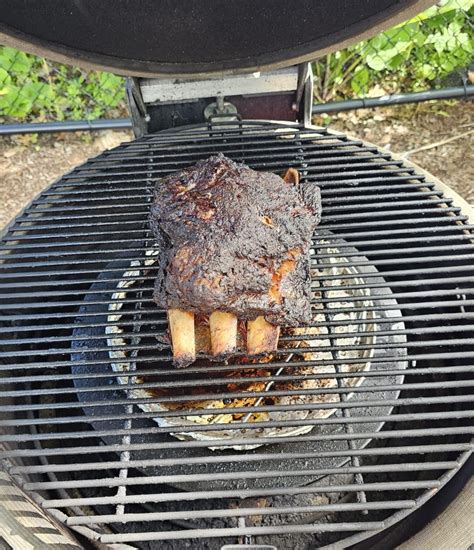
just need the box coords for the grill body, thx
[0,121,473,549]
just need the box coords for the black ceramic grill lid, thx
[0,0,433,77]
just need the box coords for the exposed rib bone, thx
[167,309,195,367]
[209,311,238,356]
[247,316,280,355]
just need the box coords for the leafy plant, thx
[313,0,474,102]
[0,47,125,121]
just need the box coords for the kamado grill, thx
[0,1,473,549]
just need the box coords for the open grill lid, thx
[0,0,433,77]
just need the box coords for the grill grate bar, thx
[57,159,406,181]
[17,204,454,226]
[2,395,472,425]
[21,462,459,489]
[3,284,473,307]
[40,180,433,199]
[2,410,472,442]
[67,147,389,169]
[1,311,473,338]
[86,143,385,160]
[71,128,330,148]
[0,278,472,312]
[70,139,382,160]
[62,136,362,157]
[66,501,416,525]
[9,445,471,474]
[71,152,398,174]
[9,216,468,239]
[2,250,473,277]
[1,365,473,392]
[34,172,425,190]
[2,331,473,358]
[31,200,446,227]
[8,298,472,333]
[8,214,468,237]
[2,317,472,350]
[62,165,416,185]
[319,247,369,510]
[4,376,474,405]
[63,154,391,184]
[4,411,472,436]
[21,205,453,234]
[43,183,436,204]
[96,523,383,543]
[42,480,440,509]
[2,418,471,446]
[42,481,440,509]
[3,222,472,245]
[5,225,470,262]
[320,184,437,196]
[98,144,376,160]
[1,266,472,295]
[28,189,445,210]
[2,349,473,375]
[86,141,382,160]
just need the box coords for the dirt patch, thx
[0,102,472,231]
[0,130,132,230]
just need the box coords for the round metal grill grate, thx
[0,121,472,549]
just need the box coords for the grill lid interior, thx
[0,0,434,76]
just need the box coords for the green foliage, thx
[0,47,125,121]
[313,0,474,102]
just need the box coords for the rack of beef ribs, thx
[150,154,321,367]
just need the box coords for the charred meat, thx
[150,154,321,366]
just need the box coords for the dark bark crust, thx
[150,154,321,326]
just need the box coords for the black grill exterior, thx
[0,121,473,549]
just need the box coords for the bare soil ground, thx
[0,130,132,230]
[0,101,472,231]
